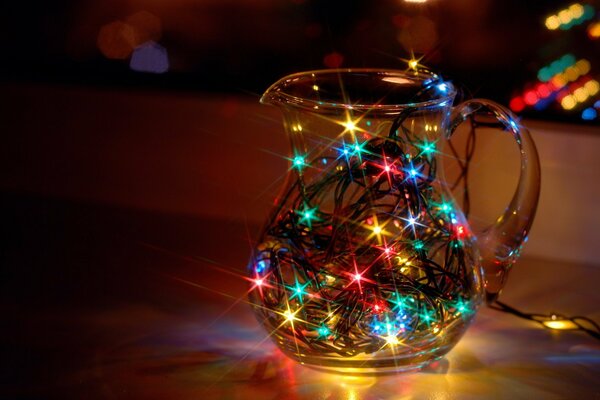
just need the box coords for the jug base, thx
[282,349,450,375]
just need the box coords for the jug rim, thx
[261,68,456,113]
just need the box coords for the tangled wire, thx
[248,107,483,362]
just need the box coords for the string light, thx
[537,54,576,82]
[283,308,297,324]
[317,325,331,338]
[490,301,600,340]
[543,316,579,330]
[249,104,480,362]
[249,75,600,371]
[383,334,400,346]
[545,3,595,31]
[293,155,306,169]
[344,120,357,132]
[419,140,436,155]
[511,55,594,113]
[558,78,599,110]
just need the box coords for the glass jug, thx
[248,69,540,373]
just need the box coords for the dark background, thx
[1,0,599,123]
[1,1,599,398]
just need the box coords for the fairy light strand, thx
[249,91,480,360]
[249,78,599,367]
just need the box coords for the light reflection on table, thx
[86,270,599,400]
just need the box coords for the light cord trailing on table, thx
[454,112,600,342]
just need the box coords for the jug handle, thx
[448,99,541,304]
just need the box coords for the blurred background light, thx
[323,52,344,68]
[97,21,137,60]
[129,41,169,74]
[1,0,598,124]
[396,16,438,53]
[581,107,597,120]
[545,3,595,31]
[588,22,600,39]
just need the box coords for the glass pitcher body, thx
[248,69,540,373]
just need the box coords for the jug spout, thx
[259,86,278,106]
[260,76,289,107]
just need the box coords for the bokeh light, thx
[581,107,597,120]
[323,52,344,68]
[97,11,164,65]
[588,22,600,39]
[129,41,169,74]
[545,3,595,31]
[396,16,438,53]
[97,21,137,60]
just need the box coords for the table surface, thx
[1,84,599,399]
[2,193,599,400]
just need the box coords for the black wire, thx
[489,300,600,341]
[250,101,477,358]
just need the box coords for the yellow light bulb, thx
[588,22,600,38]
[408,59,419,70]
[373,226,382,235]
[552,74,567,88]
[575,59,591,75]
[584,80,599,96]
[569,3,584,19]
[561,95,576,110]
[384,335,400,346]
[283,309,297,323]
[344,120,357,132]
[542,319,578,330]
[565,66,579,82]
[558,9,572,24]
[573,87,588,102]
[545,15,560,30]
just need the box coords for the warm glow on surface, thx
[381,77,413,84]
[542,319,579,330]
